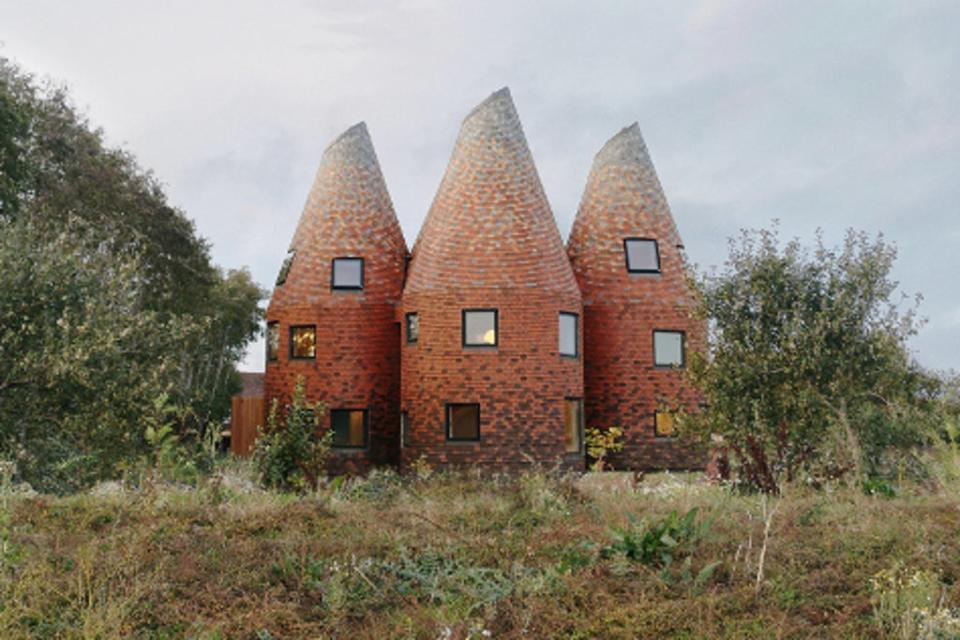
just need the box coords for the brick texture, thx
[401,88,584,471]
[567,124,706,470]
[264,123,407,474]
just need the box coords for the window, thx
[564,398,584,454]
[330,409,367,448]
[406,312,419,344]
[276,250,296,286]
[624,238,660,273]
[266,322,279,361]
[446,403,480,441]
[462,309,497,347]
[400,411,409,448]
[289,325,316,359]
[655,411,676,438]
[331,257,364,289]
[559,312,578,357]
[653,330,684,367]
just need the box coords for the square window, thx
[331,257,364,289]
[462,309,497,347]
[276,250,296,286]
[406,312,419,344]
[653,330,684,367]
[624,238,660,273]
[446,403,480,441]
[290,325,316,359]
[331,409,367,448]
[559,312,578,357]
[564,398,584,453]
[655,411,676,438]
[266,321,279,361]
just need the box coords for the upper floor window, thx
[266,321,279,361]
[330,408,367,448]
[563,397,584,454]
[290,325,316,360]
[331,257,364,290]
[462,309,498,347]
[559,312,578,357]
[653,330,684,367]
[624,238,660,273]
[447,403,480,441]
[276,250,296,286]
[406,312,419,344]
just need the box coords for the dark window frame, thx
[654,410,678,439]
[330,257,365,290]
[564,396,585,454]
[559,311,579,358]
[445,402,481,442]
[330,408,369,449]
[400,410,409,448]
[461,308,499,348]
[289,324,317,360]
[652,329,686,369]
[405,312,419,344]
[266,321,280,362]
[624,237,661,274]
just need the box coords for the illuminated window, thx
[462,309,497,347]
[276,250,296,286]
[624,238,660,273]
[653,330,684,367]
[655,411,676,438]
[559,312,578,357]
[446,403,480,441]
[331,409,367,448]
[266,321,279,361]
[406,312,419,344]
[564,398,584,453]
[289,325,316,359]
[331,257,364,289]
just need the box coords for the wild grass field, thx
[2,464,959,639]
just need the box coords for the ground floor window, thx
[331,409,368,448]
[289,325,316,359]
[446,403,480,441]
[400,411,409,448]
[563,398,584,453]
[655,410,676,438]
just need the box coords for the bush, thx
[253,377,330,492]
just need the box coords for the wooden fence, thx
[230,395,265,456]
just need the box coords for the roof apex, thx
[593,121,654,169]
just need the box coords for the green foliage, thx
[585,426,624,471]
[253,377,331,492]
[604,507,710,568]
[687,225,937,492]
[0,55,263,491]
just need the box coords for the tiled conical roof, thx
[274,121,407,305]
[405,88,579,295]
[568,123,682,254]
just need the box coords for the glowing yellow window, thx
[655,411,676,438]
[289,325,316,359]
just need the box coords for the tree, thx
[685,225,937,493]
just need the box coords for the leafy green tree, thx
[685,226,937,493]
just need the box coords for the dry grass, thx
[1,465,958,639]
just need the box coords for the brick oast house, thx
[567,123,704,470]
[264,122,407,473]
[261,88,702,472]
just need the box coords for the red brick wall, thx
[400,88,585,471]
[265,123,407,475]
[568,124,705,470]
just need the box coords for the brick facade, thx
[259,91,704,474]
[401,89,584,471]
[264,123,407,474]
[567,124,705,470]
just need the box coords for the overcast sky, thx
[2,1,958,372]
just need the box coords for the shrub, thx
[585,426,624,471]
[253,377,330,492]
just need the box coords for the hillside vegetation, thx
[2,464,959,639]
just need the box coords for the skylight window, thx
[624,238,660,273]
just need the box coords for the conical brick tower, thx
[400,88,584,470]
[265,122,407,473]
[567,123,704,470]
